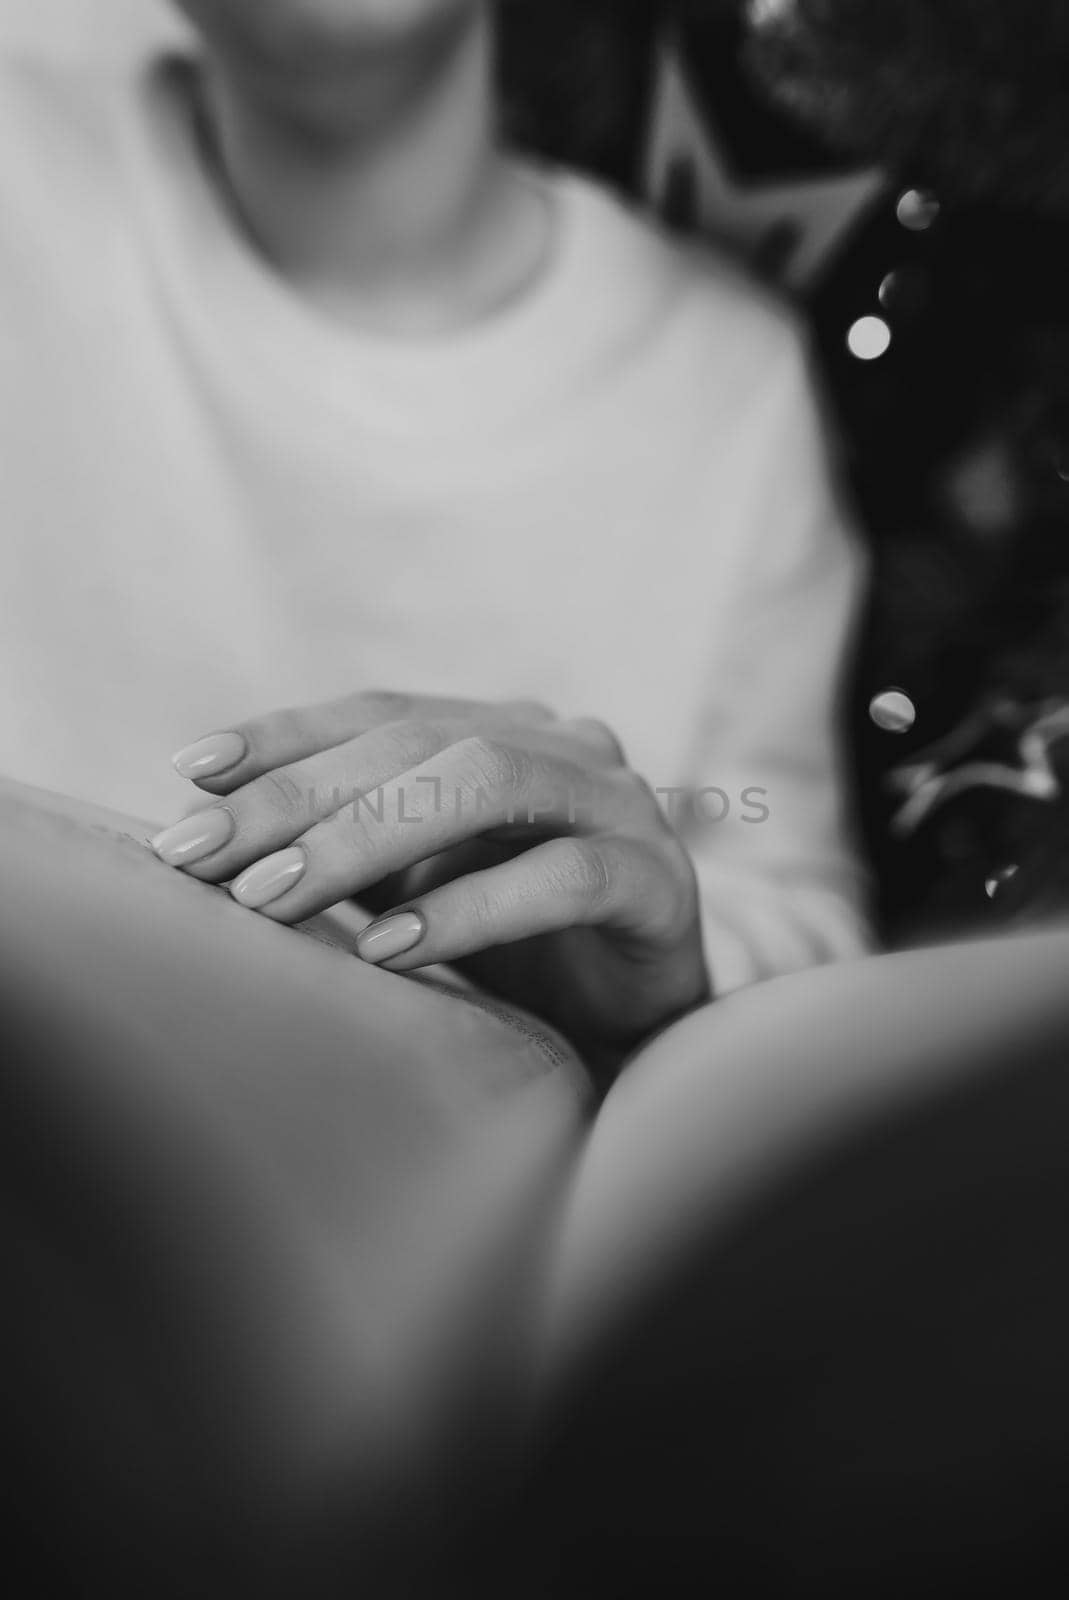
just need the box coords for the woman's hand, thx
[152,693,710,1068]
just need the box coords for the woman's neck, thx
[196,12,551,334]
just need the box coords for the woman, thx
[1,0,868,1064]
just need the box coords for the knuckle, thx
[593,769,658,833]
[640,834,701,939]
[238,704,301,765]
[460,881,502,936]
[455,735,533,798]
[623,771,664,825]
[320,795,379,860]
[253,766,310,822]
[551,838,614,909]
[502,698,555,725]
[354,689,414,727]
[569,717,627,766]
[384,718,450,771]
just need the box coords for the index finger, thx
[170,692,555,795]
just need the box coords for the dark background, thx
[503,0,1069,949]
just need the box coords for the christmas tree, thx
[506,2,1069,943]
[734,0,1069,942]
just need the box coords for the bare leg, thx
[524,928,1069,1598]
[546,924,1069,1368]
[0,780,589,1595]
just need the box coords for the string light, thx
[896,188,941,231]
[749,0,797,25]
[985,864,1019,900]
[878,265,927,316]
[869,688,916,733]
[847,315,893,361]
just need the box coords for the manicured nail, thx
[171,732,248,781]
[150,808,234,867]
[357,911,427,966]
[231,848,306,910]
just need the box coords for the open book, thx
[4,777,1069,1594]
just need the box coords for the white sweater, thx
[0,49,871,992]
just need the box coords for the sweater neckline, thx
[118,52,618,438]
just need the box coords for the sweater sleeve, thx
[678,330,873,993]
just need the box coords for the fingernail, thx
[231,847,306,910]
[171,732,248,781]
[150,808,234,867]
[357,911,426,965]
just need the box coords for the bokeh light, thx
[847,315,893,361]
[896,188,941,231]
[869,688,916,733]
[878,265,928,316]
